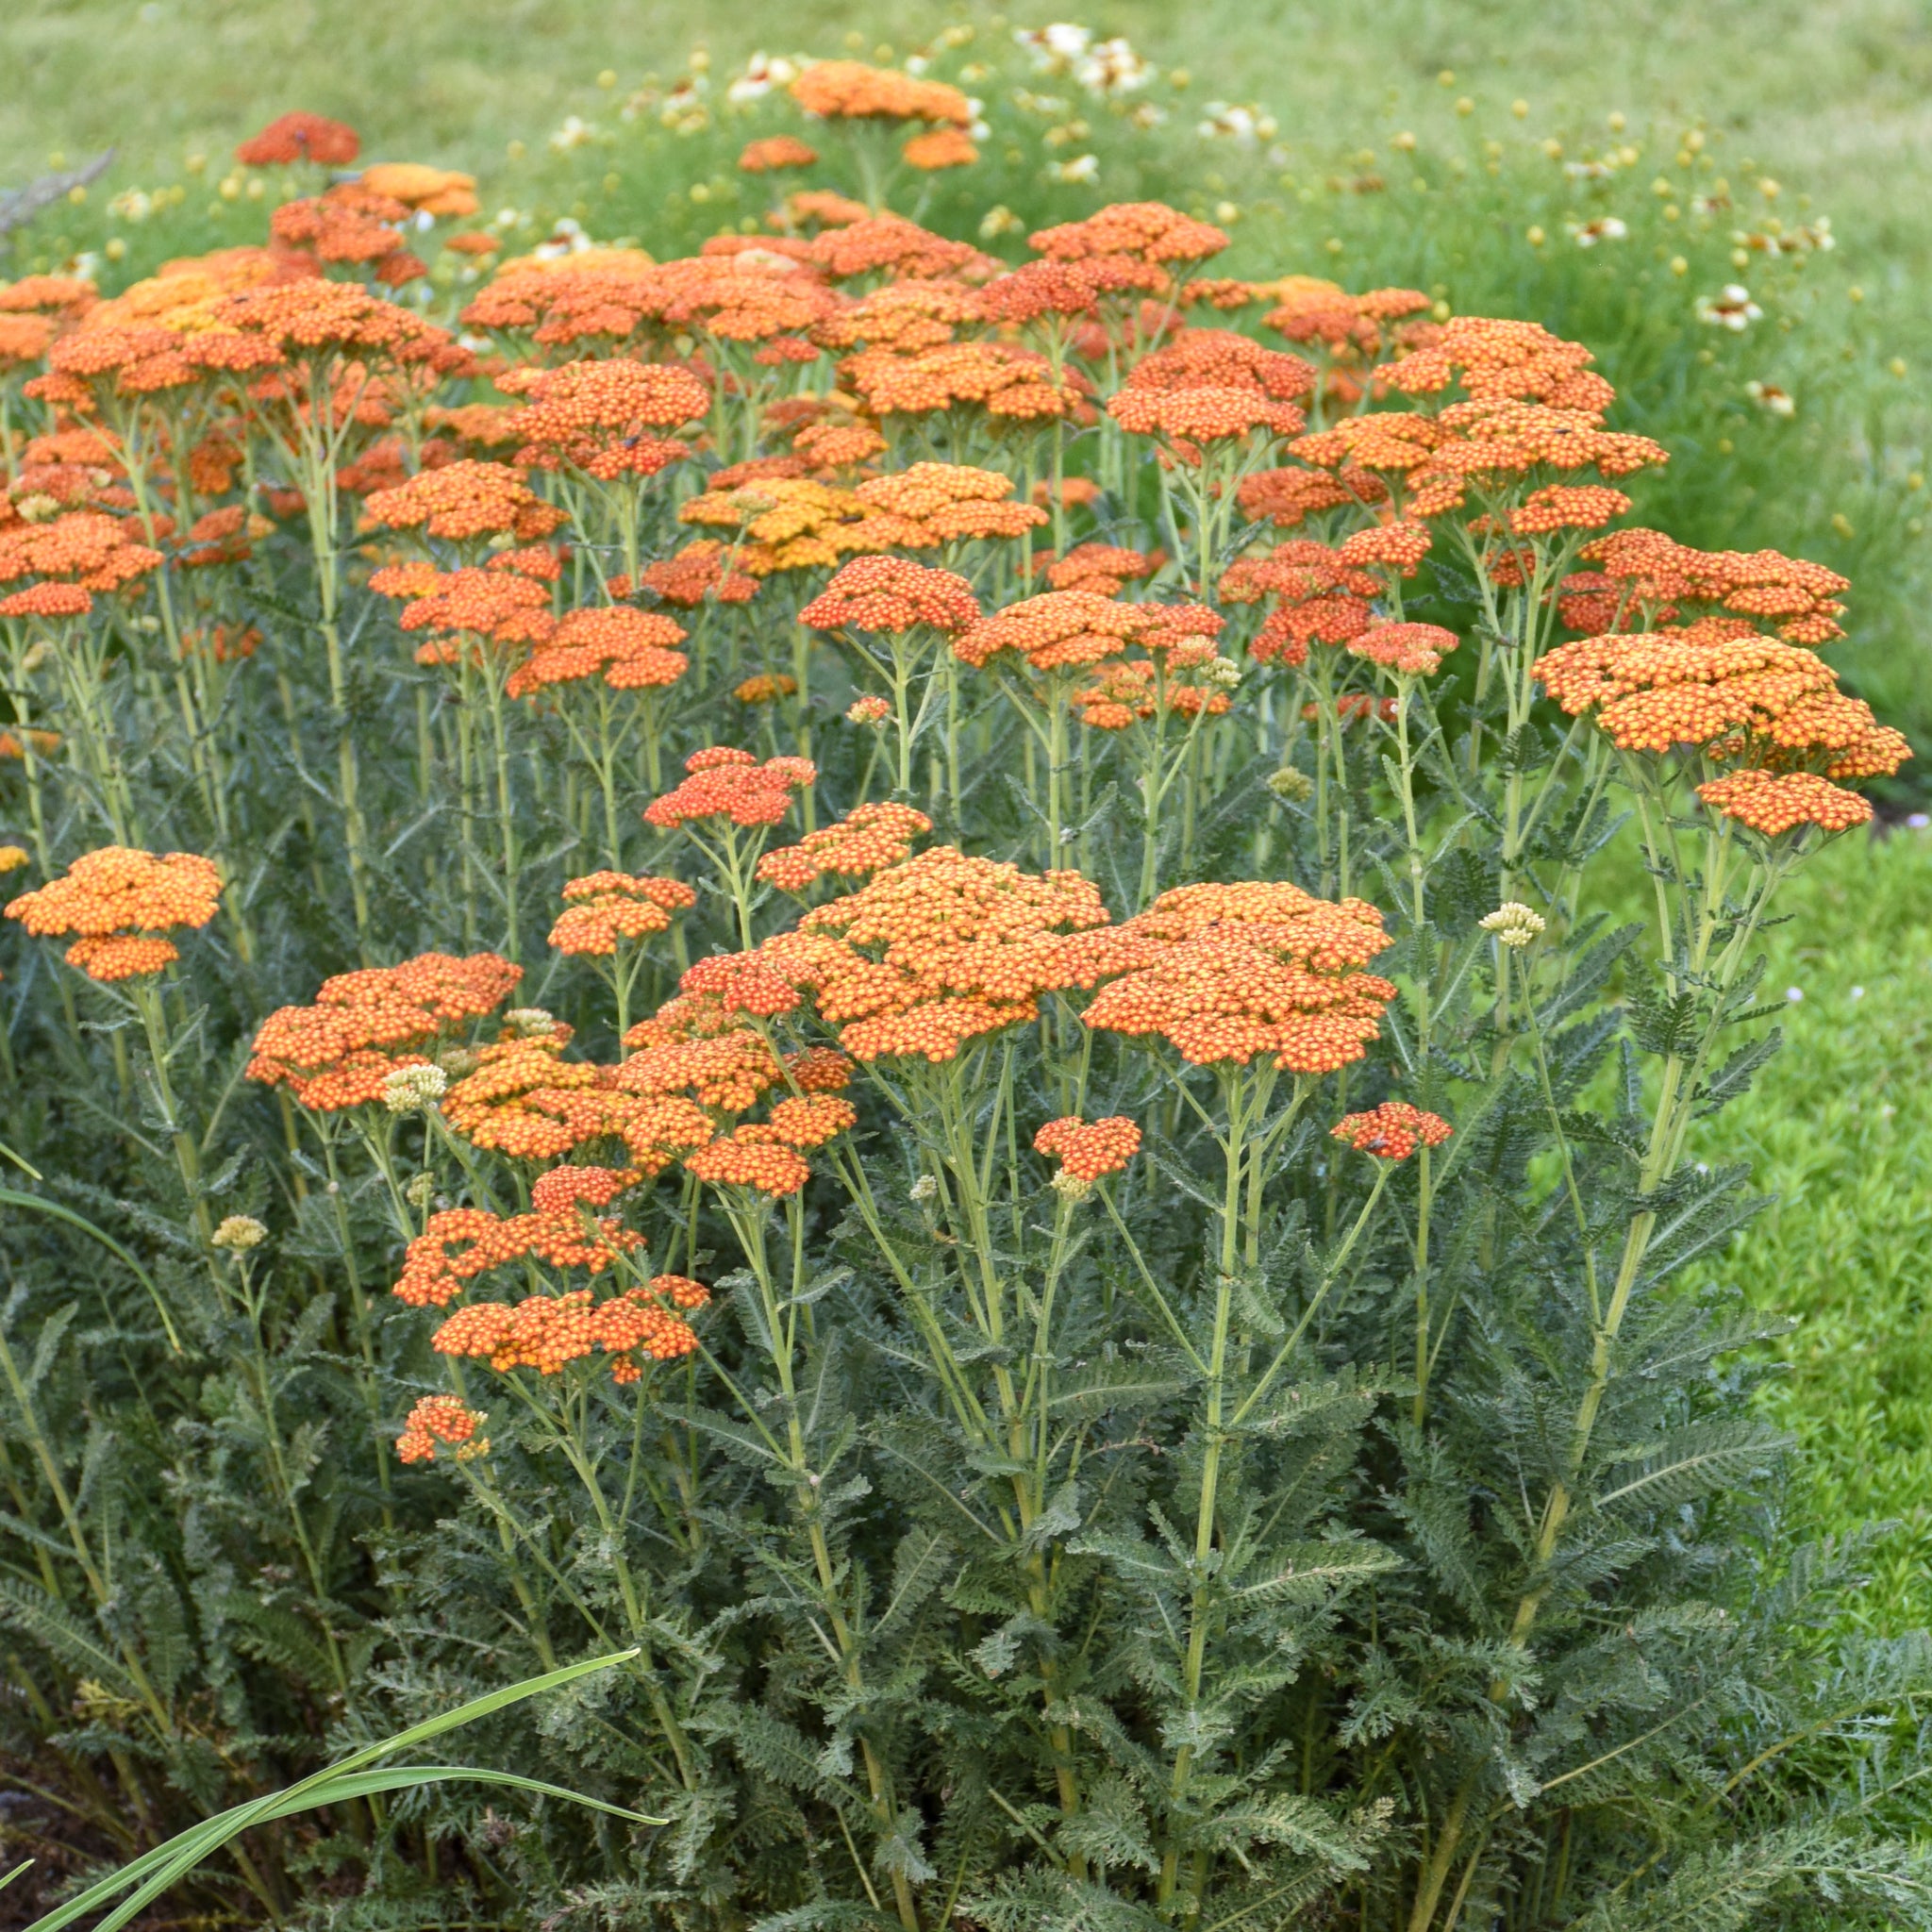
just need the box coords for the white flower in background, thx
[727,52,798,102]
[1199,102,1275,144]
[1480,903,1547,949]
[549,115,596,152]
[978,204,1024,239]
[108,188,153,223]
[1054,154,1100,184]
[532,218,594,259]
[1746,379,1795,416]
[1568,216,1628,246]
[1016,23,1092,73]
[1131,101,1168,130]
[1565,158,1619,180]
[1697,284,1761,329]
[1076,38,1153,92]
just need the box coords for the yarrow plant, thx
[0,49,1929,1932]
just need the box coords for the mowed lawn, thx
[5,0,1932,1626]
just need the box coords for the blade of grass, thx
[23,1649,648,1932]
[0,1188,179,1353]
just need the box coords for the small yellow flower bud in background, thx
[211,1215,268,1252]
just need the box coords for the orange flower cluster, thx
[1029,202,1230,267]
[765,846,1113,1061]
[1044,543,1161,596]
[791,59,974,125]
[1108,383,1306,458]
[1071,656,1230,731]
[247,952,521,1109]
[1534,630,1909,776]
[1331,1101,1453,1161]
[841,341,1078,423]
[1695,768,1874,837]
[680,478,914,575]
[362,459,566,545]
[392,1179,646,1308]
[1264,281,1431,358]
[358,163,479,218]
[977,256,1170,327]
[1034,1114,1141,1181]
[955,591,1221,675]
[1076,881,1396,1073]
[810,216,993,284]
[0,509,162,618]
[814,278,984,352]
[904,128,980,171]
[508,358,709,480]
[7,847,221,982]
[757,801,933,891]
[645,746,816,828]
[1122,328,1316,406]
[1237,463,1386,529]
[1349,621,1459,677]
[431,1275,705,1381]
[799,556,981,633]
[269,187,418,281]
[632,540,759,607]
[735,674,798,703]
[549,874,696,956]
[1560,527,1850,646]
[395,1395,487,1466]
[853,463,1048,543]
[506,607,690,697]
[1378,316,1614,414]
[740,136,820,173]
[236,111,361,167]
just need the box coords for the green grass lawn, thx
[1691,824,1932,1630]
[6,0,1932,1631]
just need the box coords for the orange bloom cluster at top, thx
[645,746,817,829]
[955,590,1221,675]
[236,111,361,168]
[506,607,690,697]
[362,459,566,545]
[1695,768,1874,837]
[269,187,419,282]
[1559,527,1851,646]
[757,801,933,891]
[506,358,709,480]
[758,846,1112,1062]
[1331,1101,1453,1161]
[680,478,915,575]
[395,1394,487,1465]
[1264,280,1431,356]
[7,846,222,982]
[247,952,522,1109]
[1075,880,1396,1074]
[1029,202,1230,267]
[0,509,162,618]
[809,216,994,284]
[791,59,974,126]
[1534,630,1910,777]
[549,874,696,956]
[978,256,1170,329]
[799,556,981,634]
[1034,1114,1141,1182]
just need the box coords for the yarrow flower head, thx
[1331,1101,1453,1161]
[799,557,981,634]
[549,874,696,956]
[210,1214,269,1252]
[1696,769,1874,838]
[758,802,932,892]
[1478,902,1547,949]
[7,846,222,981]
[645,747,816,829]
[395,1395,488,1465]
[1034,1114,1141,1195]
[383,1063,451,1113]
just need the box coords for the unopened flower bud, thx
[846,694,891,727]
[1050,1169,1094,1204]
[908,1173,938,1204]
[503,1007,558,1037]
[383,1063,449,1113]
[1267,766,1314,803]
[1479,901,1546,948]
[405,1172,437,1210]
[211,1214,267,1252]
[1200,655,1242,691]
